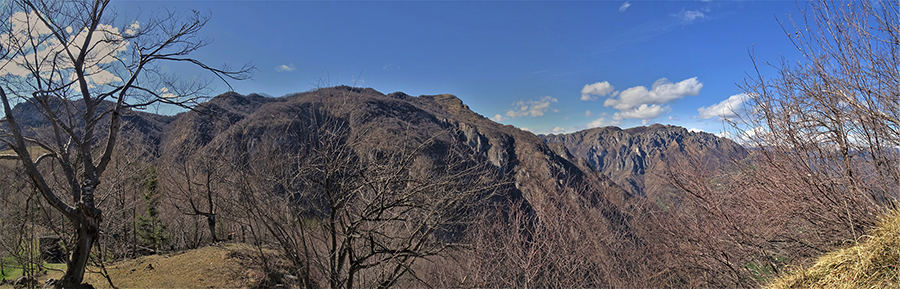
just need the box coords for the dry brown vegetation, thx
[655,0,900,287]
[4,0,900,288]
[1,243,281,289]
[766,210,900,288]
[0,0,251,287]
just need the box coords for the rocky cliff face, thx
[542,124,747,197]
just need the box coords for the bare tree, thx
[94,133,156,259]
[654,1,900,285]
[740,0,900,212]
[0,0,251,287]
[460,173,652,289]
[0,162,43,285]
[229,104,503,288]
[161,143,227,244]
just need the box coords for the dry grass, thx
[1,243,272,289]
[0,146,48,169]
[767,209,900,289]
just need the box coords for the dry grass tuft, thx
[767,209,900,289]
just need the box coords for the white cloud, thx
[744,126,766,139]
[581,81,615,101]
[603,77,702,110]
[506,96,558,118]
[675,9,706,22]
[619,1,631,12]
[124,21,139,36]
[157,87,176,98]
[584,110,593,117]
[276,63,296,72]
[688,128,703,133]
[587,117,619,128]
[9,11,52,36]
[0,11,129,87]
[698,93,750,120]
[552,126,576,134]
[612,104,670,121]
[491,114,504,122]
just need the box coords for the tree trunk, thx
[57,205,101,288]
[206,214,218,242]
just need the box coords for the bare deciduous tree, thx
[740,0,900,212]
[230,104,503,288]
[659,1,900,285]
[461,174,650,289]
[161,143,227,244]
[0,0,250,286]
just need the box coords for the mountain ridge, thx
[2,86,749,286]
[541,123,747,197]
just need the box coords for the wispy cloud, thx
[157,87,176,98]
[698,93,750,120]
[124,21,140,36]
[491,114,505,122]
[619,1,631,12]
[506,96,559,118]
[587,117,620,128]
[581,81,615,101]
[552,126,577,134]
[674,9,706,23]
[276,63,296,72]
[719,127,768,143]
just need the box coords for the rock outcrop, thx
[542,124,746,197]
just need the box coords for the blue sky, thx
[111,0,804,135]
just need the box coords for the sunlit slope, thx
[767,210,900,288]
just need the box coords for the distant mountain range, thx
[4,84,746,242]
[3,86,751,286]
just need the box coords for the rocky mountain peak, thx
[542,124,745,196]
